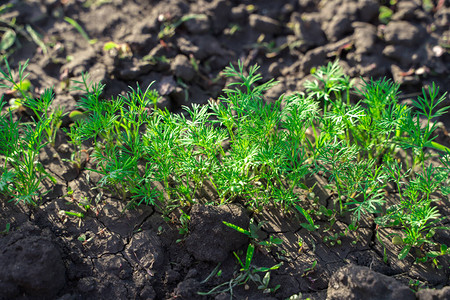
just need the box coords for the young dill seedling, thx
[0,60,56,205]
[304,60,354,113]
[209,61,316,209]
[68,74,163,209]
[400,83,450,167]
[353,77,406,161]
[281,92,319,153]
[300,60,450,245]
[127,171,161,210]
[377,157,449,260]
[174,104,226,202]
[314,140,357,210]
[438,151,450,196]
[24,88,66,147]
[0,102,18,198]
[210,60,278,142]
[142,110,183,210]
[0,108,55,205]
[61,58,450,266]
[62,122,87,171]
[1,59,66,147]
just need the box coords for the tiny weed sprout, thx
[302,260,318,277]
[296,205,320,231]
[62,210,85,219]
[64,17,97,44]
[176,210,190,243]
[198,243,282,296]
[103,41,132,58]
[1,58,449,265]
[158,14,207,40]
[223,219,283,251]
[0,222,10,235]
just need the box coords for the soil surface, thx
[1,0,450,299]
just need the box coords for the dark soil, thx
[1,0,450,299]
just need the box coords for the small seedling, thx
[223,219,283,251]
[296,205,319,231]
[259,235,283,251]
[64,17,97,44]
[78,234,87,242]
[62,210,85,219]
[302,260,317,277]
[78,233,94,245]
[176,210,190,243]
[103,41,132,58]
[24,88,66,147]
[158,14,207,40]
[0,223,10,235]
[0,59,57,205]
[415,243,450,267]
[323,233,342,246]
[198,243,282,297]
[408,279,426,292]
[379,6,393,24]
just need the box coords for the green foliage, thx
[401,83,449,164]
[198,243,282,296]
[379,6,393,24]
[377,159,449,260]
[223,219,283,251]
[296,205,319,231]
[25,88,65,146]
[64,17,97,44]
[0,60,56,205]
[68,75,161,209]
[158,14,207,40]
[1,58,448,265]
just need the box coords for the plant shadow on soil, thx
[1,0,450,299]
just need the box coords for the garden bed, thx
[0,1,449,299]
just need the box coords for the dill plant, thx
[70,59,449,229]
[0,60,56,205]
[2,57,447,264]
[209,61,313,210]
[67,61,317,213]
[67,74,161,209]
[305,60,449,261]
